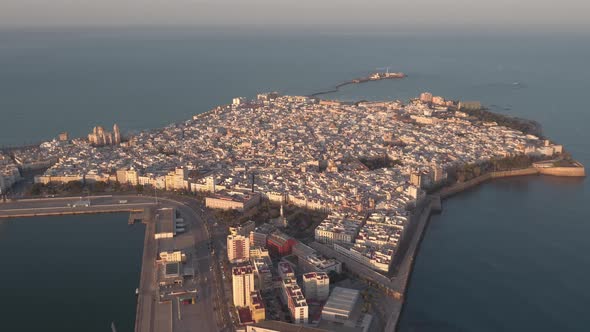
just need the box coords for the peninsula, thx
[0,92,584,332]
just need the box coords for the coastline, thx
[1,84,586,332]
[390,163,585,331]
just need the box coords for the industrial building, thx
[321,287,359,322]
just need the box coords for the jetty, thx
[310,71,406,97]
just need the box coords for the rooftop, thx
[322,287,360,315]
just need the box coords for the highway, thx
[0,194,232,332]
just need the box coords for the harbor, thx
[0,212,145,332]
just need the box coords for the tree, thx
[63,181,83,194]
[92,181,107,193]
[29,183,44,196]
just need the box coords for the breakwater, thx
[309,72,406,97]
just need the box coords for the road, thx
[158,195,234,332]
[0,194,232,332]
[0,195,155,218]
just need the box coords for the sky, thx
[1,0,589,29]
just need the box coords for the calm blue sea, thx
[0,214,144,331]
[0,27,588,331]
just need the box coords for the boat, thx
[135,288,139,295]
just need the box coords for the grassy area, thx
[358,156,403,170]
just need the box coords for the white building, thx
[158,251,186,263]
[232,265,255,308]
[302,272,330,301]
[281,278,308,325]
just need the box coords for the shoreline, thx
[390,163,585,331]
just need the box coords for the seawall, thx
[440,164,585,199]
[385,196,438,332]
[440,168,537,199]
[392,163,585,331]
[538,166,585,177]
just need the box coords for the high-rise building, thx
[232,265,255,308]
[302,272,330,301]
[228,234,250,263]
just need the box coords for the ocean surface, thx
[0,27,589,331]
[0,213,145,331]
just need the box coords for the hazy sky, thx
[1,0,588,28]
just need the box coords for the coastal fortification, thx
[440,163,585,199]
